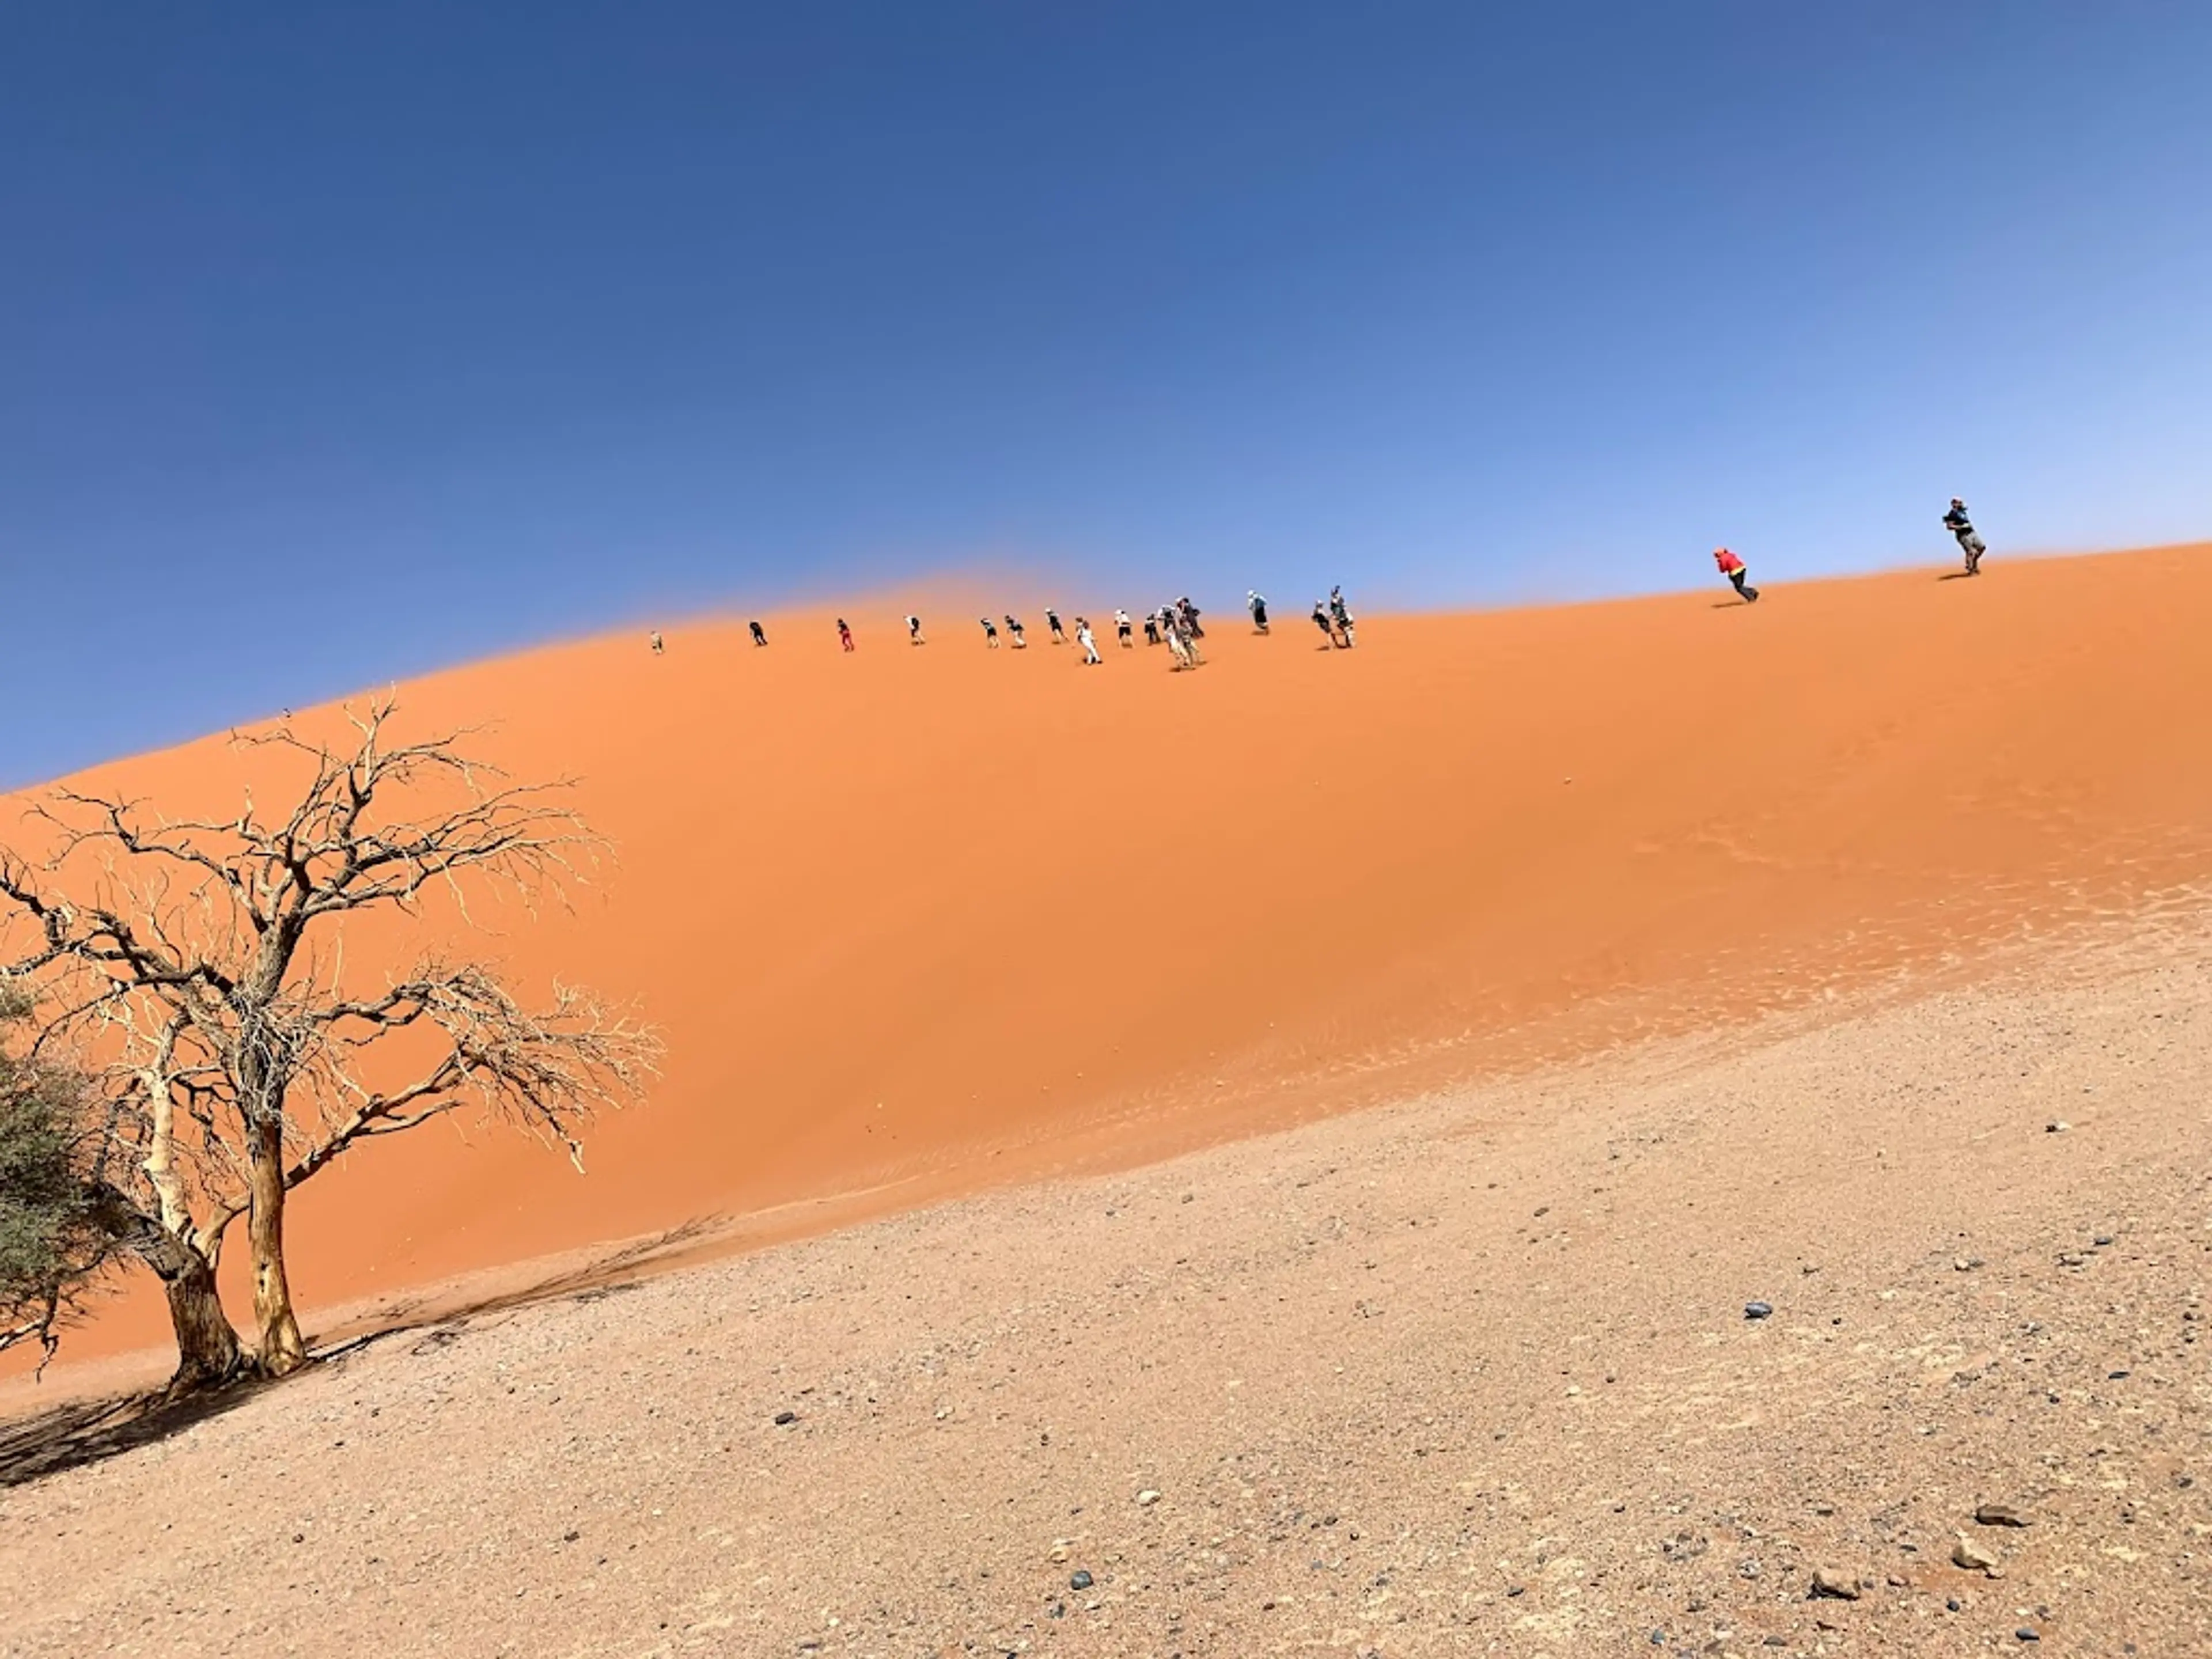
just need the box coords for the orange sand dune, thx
[11,546,2212,1366]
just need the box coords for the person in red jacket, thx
[1714,547,1759,603]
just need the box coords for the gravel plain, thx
[4,923,2209,1659]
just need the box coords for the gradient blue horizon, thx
[5,3,2209,785]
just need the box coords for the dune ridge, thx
[6,544,2210,1371]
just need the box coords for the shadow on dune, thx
[0,1215,725,1489]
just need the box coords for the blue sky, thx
[3,3,2209,783]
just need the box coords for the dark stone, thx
[772,1411,798,1426]
[2017,1630,2040,1642]
[1070,1570,1094,1591]
[1745,1301,1774,1320]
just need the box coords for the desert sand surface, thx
[4,545,2212,1378]
[3,910,2207,1657]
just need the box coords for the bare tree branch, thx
[0,699,659,1381]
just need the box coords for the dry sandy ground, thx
[5,916,2207,1658]
[6,546,2211,1372]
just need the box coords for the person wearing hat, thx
[1247,590,1270,633]
[1942,498,1986,575]
[1713,547,1758,603]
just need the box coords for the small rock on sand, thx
[1953,1534,2002,1574]
[1744,1301,1774,1320]
[1809,1569,1861,1600]
[1135,1488,1161,1506]
[1975,1503,2029,1528]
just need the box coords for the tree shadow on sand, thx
[0,1214,726,1489]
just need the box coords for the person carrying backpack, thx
[1943,498,1987,575]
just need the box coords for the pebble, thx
[1135,1489,1161,1506]
[1975,1503,2029,1528]
[1070,1570,1093,1591]
[1809,1569,1862,1600]
[772,1411,798,1426]
[1946,1597,1961,1612]
[2046,1120,2070,1133]
[2093,1234,2115,1247]
[2017,1628,2040,1642]
[1744,1301,1774,1320]
[1953,1535,2002,1574]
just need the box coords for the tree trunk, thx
[245,1118,307,1375]
[105,1198,245,1395]
[161,1246,244,1393]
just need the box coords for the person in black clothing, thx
[1312,601,1336,645]
[979,616,1000,647]
[749,619,768,647]
[906,614,924,644]
[1143,611,1161,647]
[1006,614,1028,647]
[1942,498,1987,575]
[1248,590,1270,632]
[1328,586,1356,647]
[1046,608,1066,644]
[1177,597,1204,640]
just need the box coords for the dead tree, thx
[0,699,657,1381]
